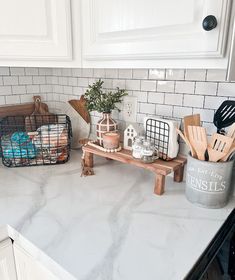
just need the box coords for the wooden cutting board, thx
[0,96,49,118]
[68,95,90,124]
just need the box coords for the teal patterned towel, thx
[1,132,37,159]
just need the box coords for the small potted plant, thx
[84,79,127,146]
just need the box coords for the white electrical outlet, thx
[123,96,137,122]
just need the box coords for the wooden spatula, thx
[208,133,234,162]
[184,114,201,140]
[188,126,207,161]
[176,128,197,158]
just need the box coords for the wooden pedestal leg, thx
[154,174,165,195]
[84,152,94,168]
[174,165,184,182]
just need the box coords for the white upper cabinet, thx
[0,0,80,67]
[0,239,17,280]
[82,0,232,68]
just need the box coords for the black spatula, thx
[214,100,235,134]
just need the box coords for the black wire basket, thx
[0,114,72,167]
[145,118,170,161]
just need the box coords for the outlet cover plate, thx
[123,96,137,123]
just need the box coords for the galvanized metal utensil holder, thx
[186,154,234,209]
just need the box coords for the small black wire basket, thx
[145,118,170,161]
[0,114,72,167]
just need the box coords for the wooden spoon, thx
[176,128,197,158]
[188,126,207,161]
[208,133,234,162]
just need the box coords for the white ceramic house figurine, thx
[124,124,139,150]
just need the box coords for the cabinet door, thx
[82,0,231,66]
[0,0,72,61]
[14,244,59,280]
[0,239,17,280]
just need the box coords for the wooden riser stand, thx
[82,145,187,195]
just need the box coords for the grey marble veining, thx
[0,151,234,280]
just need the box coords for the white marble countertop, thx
[0,151,234,280]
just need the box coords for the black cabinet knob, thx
[202,15,217,31]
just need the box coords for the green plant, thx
[84,79,128,113]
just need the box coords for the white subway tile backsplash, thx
[10,67,25,76]
[26,85,40,94]
[148,92,164,104]
[33,76,46,85]
[81,68,93,77]
[113,79,125,89]
[0,96,5,105]
[149,69,165,80]
[0,86,11,95]
[19,76,33,85]
[52,68,62,76]
[0,67,10,76]
[0,67,234,150]
[72,68,82,77]
[39,68,52,75]
[173,106,193,118]
[141,80,156,91]
[165,93,183,106]
[206,69,227,82]
[133,69,148,79]
[184,94,204,108]
[139,103,155,114]
[63,86,73,95]
[61,68,72,77]
[54,85,64,94]
[102,79,113,89]
[155,104,173,117]
[72,86,84,96]
[105,69,118,79]
[166,69,185,81]
[58,77,68,86]
[136,113,147,124]
[133,91,148,103]
[78,78,89,87]
[68,77,78,87]
[3,76,18,85]
[118,69,132,79]
[6,95,20,104]
[195,82,217,96]
[175,81,195,94]
[202,122,216,136]
[25,67,39,76]
[12,85,26,95]
[157,81,174,93]
[94,69,105,78]
[218,83,235,97]
[193,108,214,122]
[51,76,60,85]
[126,79,141,91]
[40,84,52,93]
[185,69,206,81]
[204,96,225,109]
